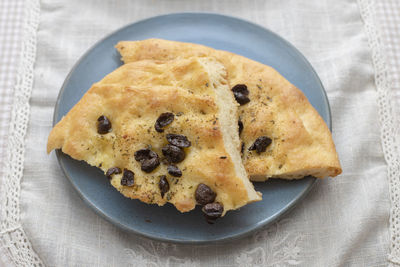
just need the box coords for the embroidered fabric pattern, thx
[0,0,397,266]
[0,0,45,266]
[358,0,400,265]
[123,219,304,266]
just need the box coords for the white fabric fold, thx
[4,0,392,265]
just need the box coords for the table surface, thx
[0,0,399,266]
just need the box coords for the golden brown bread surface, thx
[47,57,261,214]
[116,39,342,180]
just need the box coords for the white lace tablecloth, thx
[1,0,399,266]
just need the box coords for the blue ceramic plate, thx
[54,13,330,244]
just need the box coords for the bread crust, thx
[48,58,261,214]
[116,39,342,179]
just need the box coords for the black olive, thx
[167,165,182,177]
[231,84,250,105]
[120,169,134,186]
[166,134,191,148]
[159,175,170,198]
[155,112,174,133]
[134,148,155,162]
[141,157,160,173]
[238,119,243,136]
[202,202,224,224]
[105,167,121,180]
[195,183,216,205]
[162,144,185,163]
[134,148,160,173]
[97,115,112,134]
[248,136,272,153]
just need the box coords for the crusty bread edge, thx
[198,58,261,202]
[115,39,342,180]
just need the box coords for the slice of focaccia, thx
[47,57,261,220]
[116,39,342,180]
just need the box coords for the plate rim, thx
[53,12,330,244]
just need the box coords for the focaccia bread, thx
[47,57,261,219]
[116,39,342,180]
